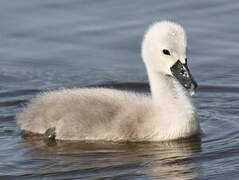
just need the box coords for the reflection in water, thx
[21,134,201,179]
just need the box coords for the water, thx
[1,0,239,179]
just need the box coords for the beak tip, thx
[193,80,198,90]
[185,80,197,92]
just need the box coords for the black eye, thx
[163,49,170,55]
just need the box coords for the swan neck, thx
[147,69,181,107]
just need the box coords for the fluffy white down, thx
[16,21,200,141]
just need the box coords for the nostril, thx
[180,70,185,74]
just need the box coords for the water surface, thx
[1,0,239,179]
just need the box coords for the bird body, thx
[17,21,200,141]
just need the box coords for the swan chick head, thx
[142,21,197,91]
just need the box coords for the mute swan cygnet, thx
[17,21,200,141]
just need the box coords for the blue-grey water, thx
[1,0,239,179]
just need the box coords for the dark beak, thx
[170,60,197,91]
